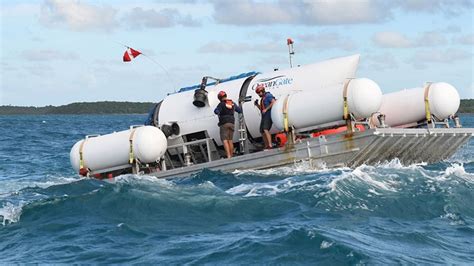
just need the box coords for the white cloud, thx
[456,34,474,45]
[40,0,118,31]
[257,55,288,66]
[297,0,389,25]
[212,0,292,25]
[373,31,412,48]
[441,25,462,33]
[409,48,472,68]
[298,32,356,51]
[123,7,201,28]
[415,31,448,46]
[212,0,389,25]
[24,65,54,76]
[397,0,473,15]
[22,49,78,61]
[198,33,355,54]
[364,53,399,71]
[373,31,448,48]
[210,0,473,26]
[198,42,283,54]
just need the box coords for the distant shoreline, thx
[0,101,155,115]
[0,99,473,115]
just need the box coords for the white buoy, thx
[271,78,382,130]
[70,126,167,174]
[375,82,460,127]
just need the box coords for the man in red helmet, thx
[254,84,276,150]
[214,91,242,158]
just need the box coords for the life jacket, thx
[225,100,234,110]
[217,100,236,126]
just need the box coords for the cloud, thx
[40,0,118,31]
[298,32,356,51]
[24,65,55,76]
[22,49,78,61]
[409,48,472,68]
[364,53,399,71]
[198,42,283,54]
[212,0,389,25]
[123,7,201,28]
[198,33,355,54]
[210,0,473,26]
[373,31,448,48]
[441,25,462,33]
[396,0,474,15]
[1,62,17,72]
[415,31,448,46]
[456,34,474,45]
[373,31,412,48]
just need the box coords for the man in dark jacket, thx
[214,91,242,158]
[254,84,276,150]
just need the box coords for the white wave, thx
[113,174,175,188]
[0,202,24,226]
[442,163,474,183]
[320,240,334,249]
[225,176,319,197]
[0,176,82,199]
[441,212,466,226]
[226,182,285,197]
[352,167,397,192]
[327,166,398,195]
[232,161,349,177]
[362,158,426,171]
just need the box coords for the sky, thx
[1,0,473,106]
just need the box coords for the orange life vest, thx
[225,100,234,110]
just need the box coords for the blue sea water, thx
[0,114,473,264]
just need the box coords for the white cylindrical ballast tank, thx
[376,82,460,127]
[271,78,382,130]
[70,126,167,174]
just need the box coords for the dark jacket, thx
[214,100,242,126]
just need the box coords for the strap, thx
[423,82,433,123]
[79,140,86,169]
[129,128,137,164]
[282,95,290,132]
[342,79,353,120]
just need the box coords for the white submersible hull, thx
[70,54,473,179]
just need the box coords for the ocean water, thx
[0,114,473,264]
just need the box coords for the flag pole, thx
[117,42,178,93]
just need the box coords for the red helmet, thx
[256,84,265,94]
[217,91,227,100]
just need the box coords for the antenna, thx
[287,38,295,68]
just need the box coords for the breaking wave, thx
[1,159,473,264]
[1,114,473,264]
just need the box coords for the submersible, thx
[70,54,473,179]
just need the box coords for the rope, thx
[129,128,137,164]
[342,79,353,120]
[79,140,87,169]
[283,95,290,132]
[424,82,433,123]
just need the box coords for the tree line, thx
[0,101,155,115]
[0,99,473,115]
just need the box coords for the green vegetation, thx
[459,99,474,113]
[1,99,472,115]
[0,101,155,115]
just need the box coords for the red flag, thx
[123,47,141,62]
[287,38,294,45]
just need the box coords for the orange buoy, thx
[275,133,288,147]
